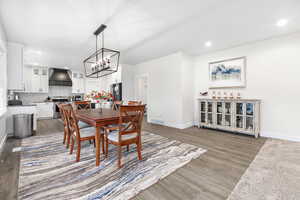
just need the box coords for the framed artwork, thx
[209,56,246,88]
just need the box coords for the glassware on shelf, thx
[212,91,216,99]
[230,92,234,99]
[236,116,243,128]
[225,102,231,114]
[236,103,243,115]
[217,102,222,113]
[237,92,241,99]
[246,117,254,131]
[217,91,221,99]
[246,103,254,115]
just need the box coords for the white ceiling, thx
[1,0,300,66]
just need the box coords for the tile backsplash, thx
[16,86,79,104]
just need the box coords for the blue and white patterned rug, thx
[17,131,206,200]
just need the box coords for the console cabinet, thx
[198,99,260,138]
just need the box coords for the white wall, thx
[0,19,7,152]
[130,52,194,129]
[121,64,135,102]
[194,32,300,141]
[181,54,195,127]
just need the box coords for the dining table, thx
[75,108,131,166]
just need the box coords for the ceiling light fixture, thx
[83,24,120,78]
[205,41,212,47]
[276,19,288,27]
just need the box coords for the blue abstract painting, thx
[209,57,246,88]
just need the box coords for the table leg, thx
[95,127,101,166]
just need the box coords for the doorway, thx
[135,74,148,113]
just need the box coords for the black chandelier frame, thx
[83,24,120,78]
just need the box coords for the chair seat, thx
[107,130,137,142]
[75,127,96,138]
[78,121,91,129]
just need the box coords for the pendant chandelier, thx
[83,24,120,78]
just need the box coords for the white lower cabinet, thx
[36,102,54,119]
[198,98,261,138]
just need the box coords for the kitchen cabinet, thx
[36,102,53,119]
[30,67,49,93]
[198,99,260,138]
[7,42,24,90]
[72,71,85,94]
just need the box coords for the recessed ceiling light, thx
[205,41,212,47]
[277,19,288,27]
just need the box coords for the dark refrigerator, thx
[111,83,122,101]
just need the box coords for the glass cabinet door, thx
[207,102,213,113]
[246,117,254,131]
[236,103,243,115]
[216,102,223,125]
[225,102,231,114]
[236,116,244,128]
[246,103,254,115]
[224,102,231,126]
[201,113,206,123]
[236,102,244,129]
[246,103,254,131]
[200,101,206,123]
[208,113,213,124]
[201,101,206,112]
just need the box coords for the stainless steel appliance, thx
[72,95,83,101]
[111,82,122,101]
[52,97,70,118]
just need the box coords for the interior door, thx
[136,76,148,104]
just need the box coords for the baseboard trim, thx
[261,131,300,142]
[149,119,194,130]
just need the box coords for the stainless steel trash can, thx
[13,114,33,138]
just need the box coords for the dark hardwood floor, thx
[0,119,266,200]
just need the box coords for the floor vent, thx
[150,119,165,125]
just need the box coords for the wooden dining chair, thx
[73,101,91,110]
[128,101,142,105]
[104,104,146,168]
[63,104,104,162]
[58,104,70,148]
[112,100,123,110]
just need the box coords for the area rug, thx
[227,139,300,200]
[17,131,206,200]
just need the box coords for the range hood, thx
[49,68,72,86]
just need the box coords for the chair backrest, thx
[61,104,81,140]
[118,105,146,141]
[112,100,123,110]
[58,104,67,126]
[128,101,142,105]
[73,101,91,110]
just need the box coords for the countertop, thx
[8,104,37,107]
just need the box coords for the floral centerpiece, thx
[85,90,113,103]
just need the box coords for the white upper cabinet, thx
[72,71,85,94]
[32,67,49,93]
[23,66,49,93]
[7,42,24,90]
